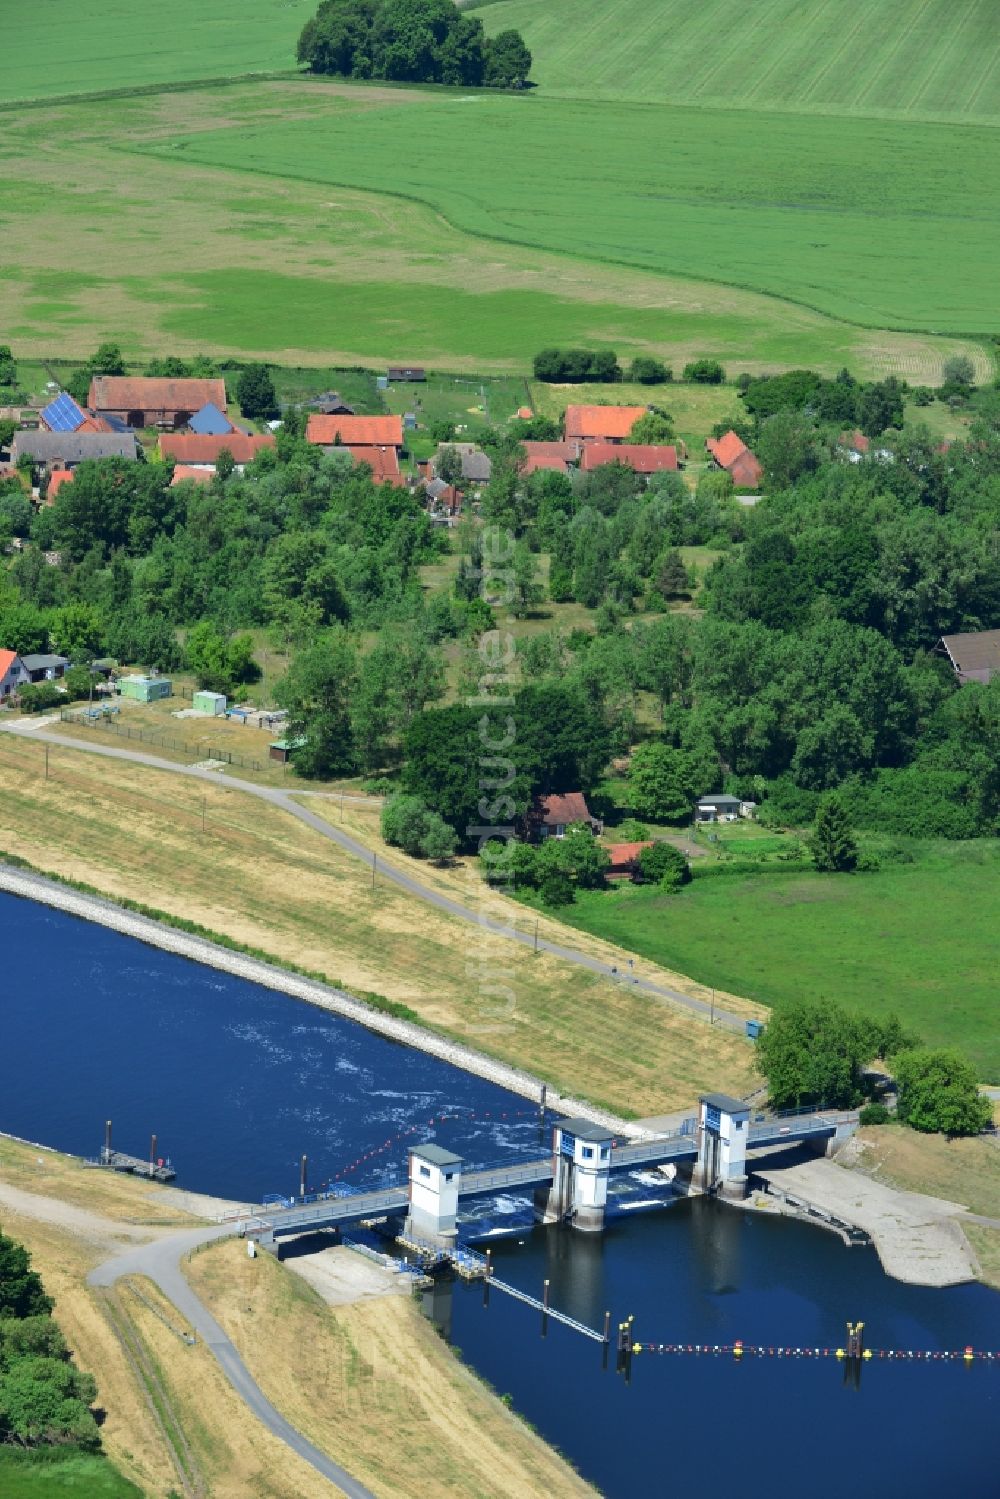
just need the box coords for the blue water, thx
[2,891,998,1498]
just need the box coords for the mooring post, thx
[150,1133,157,1172]
[104,1119,112,1163]
[485,1248,493,1279]
[602,1310,612,1371]
[541,1277,550,1337]
[299,1154,308,1199]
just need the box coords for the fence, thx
[60,708,270,773]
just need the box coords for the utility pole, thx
[533,917,539,953]
[44,743,49,780]
[710,988,715,1026]
[372,852,377,891]
[202,798,206,834]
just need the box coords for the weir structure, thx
[244,1097,853,1253]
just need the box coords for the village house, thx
[348,445,405,486]
[0,650,29,699]
[564,405,648,445]
[528,791,602,840]
[694,793,756,823]
[20,653,68,683]
[580,442,679,475]
[519,440,582,475]
[606,840,654,880]
[169,465,214,487]
[423,476,464,521]
[159,432,275,469]
[705,430,763,489]
[311,392,356,416]
[939,629,1000,685]
[43,469,74,503]
[838,429,870,460]
[11,430,138,472]
[89,376,228,430]
[386,366,426,383]
[305,414,404,451]
[187,402,233,436]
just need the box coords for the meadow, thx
[475,0,1000,121]
[557,843,1000,1080]
[143,89,1000,334]
[0,1452,142,1498]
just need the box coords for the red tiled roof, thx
[347,445,403,485]
[564,405,647,441]
[581,442,678,474]
[728,450,763,489]
[535,791,594,826]
[0,649,19,678]
[520,440,580,474]
[306,414,403,448]
[160,433,274,465]
[170,465,214,486]
[90,376,227,414]
[838,429,870,454]
[607,840,654,866]
[706,430,748,469]
[517,406,533,420]
[46,469,73,501]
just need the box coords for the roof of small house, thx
[607,840,654,866]
[89,376,227,414]
[0,650,20,678]
[534,791,595,826]
[46,469,73,501]
[312,392,355,415]
[580,442,678,474]
[21,653,68,672]
[520,440,581,474]
[697,793,741,807]
[940,629,1000,685]
[728,450,763,488]
[305,414,403,448]
[839,429,870,454]
[517,406,533,420]
[160,433,274,465]
[347,445,403,485]
[706,430,748,469]
[40,391,87,433]
[188,402,233,436]
[564,405,647,441]
[387,365,426,381]
[410,1143,462,1166]
[170,465,215,486]
[460,449,492,482]
[11,431,138,464]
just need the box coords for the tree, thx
[17,682,64,714]
[629,409,674,444]
[382,793,435,856]
[810,792,858,872]
[754,999,881,1109]
[420,811,457,862]
[275,630,357,777]
[637,841,690,889]
[537,823,610,888]
[236,364,277,420]
[48,602,105,661]
[511,541,543,617]
[539,868,574,906]
[683,359,725,384]
[656,548,690,600]
[435,445,462,485]
[402,703,485,836]
[941,355,975,388]
[628,742,697,822]
[0,1234,52,1318]
[0,343,16,387]
[483,28,532,86]
[66,342,126,403]
[185,621,258,694]
[894,1048,991,1136]
[629,356,670,385]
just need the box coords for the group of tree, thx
[532,348,622,383]
[0,1231,101,1450]
[754,999,990,1137]
[297,0,531,88]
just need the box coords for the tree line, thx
[297,0,532,88]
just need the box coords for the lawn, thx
[143,89,1000,334]
[555,842,1000,1080]
[476,0,1000,121]
[528,380,740,458]
[0,1452,142,1497]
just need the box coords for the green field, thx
[475,0,1000,120]
[140,89,1000,333]
[0,1451,142,1498]
[555,843,1000,1080]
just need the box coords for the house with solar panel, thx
[89,376,228,430]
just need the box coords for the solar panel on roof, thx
[41,391,86,433]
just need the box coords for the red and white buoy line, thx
[630,1341,994,1363]
[329,1106,544,1182]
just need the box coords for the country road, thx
[0,722,747,1033]
[89,1226,376,1498]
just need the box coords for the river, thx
[2,892,997,1498]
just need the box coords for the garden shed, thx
[193,690,226,716]
[120,675,172,703]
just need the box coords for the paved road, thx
[89,1226,376,1498]
[1,724,747,1033]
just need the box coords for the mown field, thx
[140,89,1000,334]
[475,0,1000,120]
[556,843,1000,1080]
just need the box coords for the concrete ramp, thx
[754,1158,978,1287]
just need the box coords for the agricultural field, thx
[0,81,986,376]
[475,0,1000,121]
[136,88,1000,335]
[555,842,1000,1081]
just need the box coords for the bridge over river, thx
[241,1095,852,1248]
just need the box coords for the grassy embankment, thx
[551,841,1000,1081]
[186,1238,596,1498]
[0,732,755,1115]
[0,81,984,377]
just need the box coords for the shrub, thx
[532,348,621,383]
[858,1102,892,1126]
[629,356,671,385]
[894,1047,991,1136]
[637,841,691,889]
[683,359,725,385]
[17,682,63,714]
[540,869,574,906]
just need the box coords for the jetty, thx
[88,1121,176,1183]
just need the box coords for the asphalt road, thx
[1,723,746,1033]
[89,1226,376,1498]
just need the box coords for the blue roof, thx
[189,402,233,436]
[41,392,86,433]
[100,412,131,434]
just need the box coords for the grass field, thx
[475,0,1000,121]
[554,842,1000,1080]
[0,1452,142,1498]
[138,87,1000,334]
[0,83,986,377]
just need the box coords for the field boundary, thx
[0,68,302,114]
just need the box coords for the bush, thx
[17,682,63,713]
[858,1102,892,1126]
[941,355,975,388]
[532,348,621,383]
[540,869,574,906]
[683,359,725,384]
[382,793,457,862]
[637,841,691,889]
[61,665,95,701]
[894,1047,991,1136]
[629,356,671,385]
